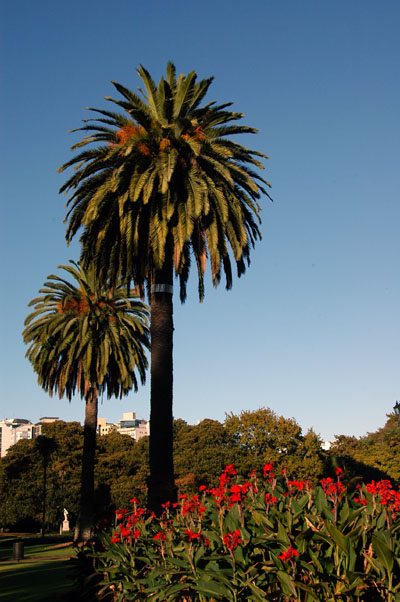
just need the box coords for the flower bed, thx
[92,464,400,601]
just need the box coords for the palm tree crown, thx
[59,62,271,300]
[23,261,150,399]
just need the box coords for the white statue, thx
[63,508,69,522]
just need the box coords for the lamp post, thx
[58,469,66,534]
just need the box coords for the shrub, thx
[90,464,400,601]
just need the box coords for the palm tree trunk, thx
[75,387,98,541]
[147,252,177,513]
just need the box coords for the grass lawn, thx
[0,535,77,601]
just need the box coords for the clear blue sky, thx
[1,0,399,442]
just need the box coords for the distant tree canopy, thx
[0,421,146,531]
[330,409,400,483]
[223,408,326,482]
[172,408,327,489]
[1,407,397,531]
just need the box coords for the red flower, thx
[321,477,346,499]
[185,529,201,541]
[263,463,275,479]
[224,464,237,476]
[120,526,131,538]
[223,529,241,551]
[265,493,278,506]
[366,481,378,495]
[153,532,167,542]
[279,546,299,562]
[354,497,367,507]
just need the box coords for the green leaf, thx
[372,533,394,574]
[195,579,233,600]
[163,582,192,596]
[277,570,297,597]
[296,581,323,601]
[315,486,328,512]
[324,519,347,552]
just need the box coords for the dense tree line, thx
[329,408,400,482]
[0,408,397,532]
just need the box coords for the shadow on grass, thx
[0,535,73,562]
[0,558,76,602]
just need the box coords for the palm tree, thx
[23,261,150,540]
[58,63,271,512]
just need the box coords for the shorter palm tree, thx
[23,261,150,541]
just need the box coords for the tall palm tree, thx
[23,261,150,540]
[58,63,271,512]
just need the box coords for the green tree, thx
[58,63,271,512]
[174,418,235,493]
[0,439,43,531]
[225,408,325,481]
[330,407,400,482]
[0,422,149,532]
[95,431,149,513]
[23,262,150,540]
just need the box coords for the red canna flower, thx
[153,532,167,542]
[224,464,237,476]
[264,463,275,479]
[354,497,367,507]
[279,546,299,562]
[265,493,278,506]
[185,528,202,541]
[223,529,241,551]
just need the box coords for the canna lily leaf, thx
[372,533,394,575]
[324,519,347,552]
[277,570,297,597]
[195,579,233,600]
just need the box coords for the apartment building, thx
[0,416,61,457]
[97,418,118,436]
[0,418,36,457]
[97,411,149,441]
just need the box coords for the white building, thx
[35,416,60,436]
[97,411,149,441]
[97,417,118,436]
[0,418,36,457]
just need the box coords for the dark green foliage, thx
[224,408,326,483]
[330,410,400,483]
[173,419,236,492]
[0,422,149,532]
[0,423,82,531]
